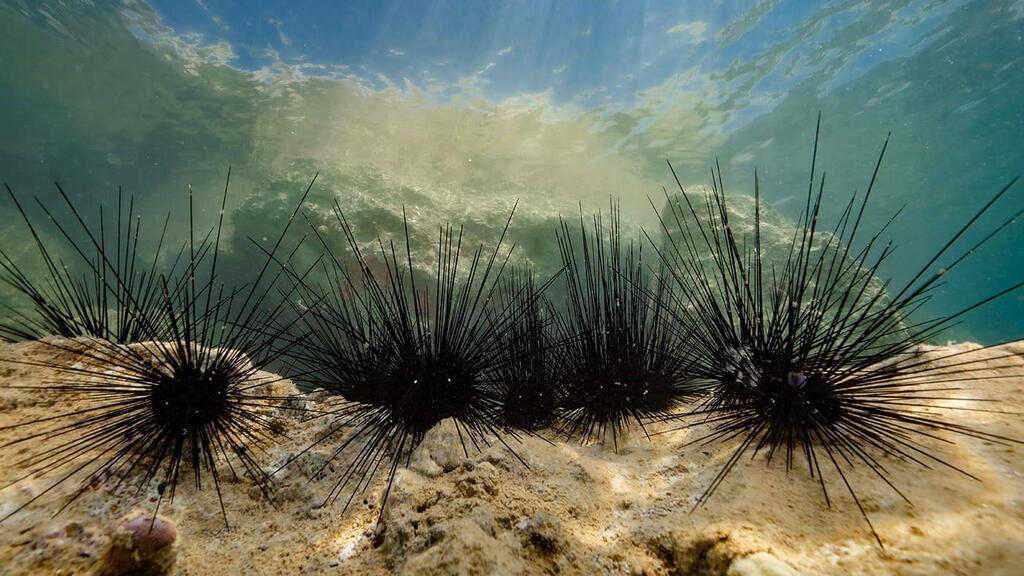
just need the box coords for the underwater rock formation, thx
[100,513,178,576]
[223,161,578,287]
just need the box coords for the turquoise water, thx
[0,0,1021,343]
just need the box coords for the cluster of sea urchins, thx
[0,120,1021,546]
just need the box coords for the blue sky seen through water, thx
[1,0,1022,343]
[144,1,970,115]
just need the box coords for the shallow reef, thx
[1,338,1021,575]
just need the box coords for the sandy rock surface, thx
[0,338,1022,575]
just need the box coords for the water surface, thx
[1,0,1021,343]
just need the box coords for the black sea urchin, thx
[492,267,559,431]
[651,116,1024,546]
[551,201,697,450]
[276,201,544,517]
[0,171,314,527]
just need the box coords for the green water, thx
[1,0,1022,343]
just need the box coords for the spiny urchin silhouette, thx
[550,201,699,450]
[0,170,315,527]
[491,267,560,431]
[275,200,548,518]
[651,115,1024,547]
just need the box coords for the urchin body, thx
[150,362,234,429]
[0,170,313,526]
[654,116,1023,546]
[279,202,539,516]
[493,270,558,431]
[551,203,696,448]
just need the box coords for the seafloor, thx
[0,338,1021,575]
